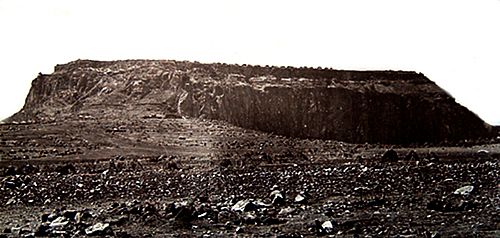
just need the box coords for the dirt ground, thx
[0,115,499,237]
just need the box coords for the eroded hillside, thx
[11,59,493,144]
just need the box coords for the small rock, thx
[34,225,50,237]
[312,219,331,235]
[382,149,398,161]
[74,212,82,224]
[294,193,307,204]
[270,190,285,206]
[322,220,334,229]
[63,210,78,221]
[18,228,31,236]
[431,231,441,238]
[453,185,474,195]
[235,226,244,234]
[85,222,110,236]
[4,181,17,189]
[321,220,336,233]
[10,227,21,235]
[5,198,16,206]
[49,216,68,228]
[172,203,196,225]
[242,213,257,225]
[476,149,490,157]
[41,213,51,222]
[253,200,270,208]
[232,199,261,212]
[78,210,93,222]
[224,221,232,229]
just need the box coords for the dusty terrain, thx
[0,60,499,237]
[1,115,499,237]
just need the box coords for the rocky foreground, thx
[0,115,499,237]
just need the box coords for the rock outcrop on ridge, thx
[10,59,492,144]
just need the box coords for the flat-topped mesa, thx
[12,59,493,144]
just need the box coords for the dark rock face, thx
[10,59,492,144]
[206,85,490,143]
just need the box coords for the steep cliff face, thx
[11,59,492,144]
[215,86,488,143]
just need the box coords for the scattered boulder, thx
[270,190,285,206]
[453,185,474,196]
[242,213,257,225]
[232,200,254,212]
[321,220,336,234]
[41,213,51,223]
[62,210,78,221]
[85,222,111,236]
[382,149,399,161]
[294,192,308,204]
[172,202,196,225]
[235,226,244,234]
[33,225,50,237]
[476,149,490,158]
[49,216,68,228]
[312,219,337,235]
[430,231,442,238]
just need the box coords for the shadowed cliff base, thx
[9,59,494,144]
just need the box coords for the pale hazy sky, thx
[0,0,499,124]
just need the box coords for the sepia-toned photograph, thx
[0,0,499,237]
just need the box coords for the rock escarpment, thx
[11,59,492,144]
